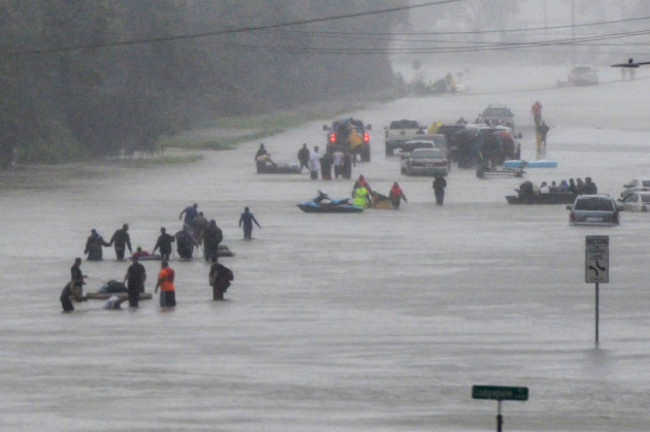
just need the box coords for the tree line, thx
[0,0,406,167]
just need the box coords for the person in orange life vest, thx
[154,260,176,307]
[389,182,408,209]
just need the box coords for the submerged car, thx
[620,178,650,199]
[566,194,621,226]
[403,148,448,176]
[479,105,515,129]
[617,191,650,212]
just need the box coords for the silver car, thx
[403,148,449,177]
[617,191,650,212]
[566,194,621,226]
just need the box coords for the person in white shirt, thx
[539,181,550,194]
[308,146,320,180]
[332,149,344,179]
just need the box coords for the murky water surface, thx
[2,65,650,431]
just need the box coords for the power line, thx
[0,0,458,57]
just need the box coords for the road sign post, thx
[472,385,528,432]
[585,235,609,345]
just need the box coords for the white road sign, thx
[585,236,609,283]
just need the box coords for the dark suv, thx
[480,105,515,129]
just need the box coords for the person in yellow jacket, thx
[428,120,443,135]
[348,127,363,151]
[352,182,370,208]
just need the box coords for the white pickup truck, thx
[384,119,426,156]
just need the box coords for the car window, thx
[412,149,444,159]
[642,181,650,187]
[627,193,639,202]
[642,194,650,203]
[575,198,614,211]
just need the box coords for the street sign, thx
[472,385,529,401]
[585,235,609,283]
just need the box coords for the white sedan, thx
[618,191,650,212]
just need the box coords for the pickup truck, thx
[384,119,426,156]
[323,118,371,162]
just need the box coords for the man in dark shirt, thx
[110,224,132,260]
[209,257,234,301]
[179,203,198,227]
[238,207,261,240]
[152,227,175,261]
[123,256,146,308]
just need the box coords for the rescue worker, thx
[389,182,408,209]
[433,175,447,205]
[238,207,261,240]
[110,223,132,261]
[203,219,223,262]
[123,255,146,308]
[152,227,175,261]
[297,143,310,172]
[209,256,234,301]
[352,181,370,208]
[154,260,176,307]
[531,100,543,125]
[84,229,110,261]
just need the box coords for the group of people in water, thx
[60,202,260,312]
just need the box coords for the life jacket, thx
[353,187,369,207]
[390,185,402,198]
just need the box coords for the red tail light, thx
[329,133,336,143]
[363,132,370,143]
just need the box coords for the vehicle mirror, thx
[366,124,372,130]
[517,133,523,139]
[322,125,329,131]
[566,205,572,210]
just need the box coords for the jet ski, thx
[297,191,364,213]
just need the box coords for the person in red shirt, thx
[154,261,176,307]
[389,182,408,209]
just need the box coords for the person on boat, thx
[352,181,370,208]
[203,219,223,262]
[153,227,175,261]
[103,295,127,310]
[123,255,146,308]
[433,175,447,205]
[131,246,151,259]
[308,146,320,180]
[559,180,569,192]
[568,178,577,194]
[179,203,198,228]
[389,182,408,209]
[517,180,534,203]
[549,181,558,193]
[584,177,598,194]
[239,207,261,240]
[576,178,586,193]
[539,181,550,194]
[110,223,132,261]
[209,256,234,301]
[155,260,176,307]
[297,143,310,172]
[84,229,110,261]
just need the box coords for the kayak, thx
[503,159,558,169]
[298,191,364,213]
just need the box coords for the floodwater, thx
[2,64,650,431]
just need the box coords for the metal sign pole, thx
[497,399,503,432]
[595,282,599,345]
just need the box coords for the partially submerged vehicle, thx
[617,191,650,212]
[558,66,599,87]
[297,191,363,213]
[566,194,621,226]
[323,118,371,162]
[479,105,515,129]
[402,148,449,177]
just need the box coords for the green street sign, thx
[472,385,528,401]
